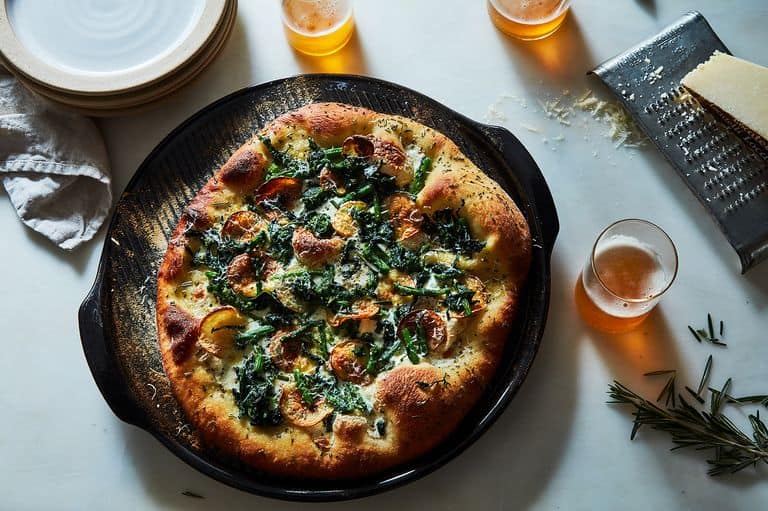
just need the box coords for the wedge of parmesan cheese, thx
[681,51,768,149]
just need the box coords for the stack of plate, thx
[0,0,236,116]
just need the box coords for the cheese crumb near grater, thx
[681,51,768,151]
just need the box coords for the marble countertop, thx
[1,1,767,509]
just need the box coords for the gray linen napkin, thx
[0,69,111,249]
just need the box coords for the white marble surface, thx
[1,1,767,509]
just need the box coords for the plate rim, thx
[0,0,229,94]
[5,0,237,115]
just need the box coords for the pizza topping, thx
[443,274,489,318]
[225,254,261,297]
[409,154,433,194]
[459,274,489,316]
[399,322,430,364]
[330,340,373,385]
[180,134,499,430]
[267,222,295,264]
[291,227,345,268]
[269,329,313,372]
[372,139,409,185]
[331,200,367,237]
[271,285,307,313]
[318,168,346,194]
[376,270,416,305]
[258,136,311,180]
[221,211,267,243]
[233,346,283,426]
[279,385,333,428]
[303,211,335,239]
[425,208,486,256]
[253,177,303,208]
[328,300,380,327]
[197,306,248,357]
[397,309,448,354]
[385,192,426,249]
[342,135,375,157]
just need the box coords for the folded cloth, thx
[0,69,111,250]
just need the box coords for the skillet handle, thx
[481,124,559,257]
[79,277,146,427]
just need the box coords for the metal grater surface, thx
[591,11,768,273]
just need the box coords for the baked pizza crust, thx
[156,102,531,478]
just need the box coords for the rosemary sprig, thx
[644,370,677,408]
[708,389,768,408]
[696,355,713,396]
[608,381,768,476]
[688,314,727,346]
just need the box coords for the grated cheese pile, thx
[485,88,647,150]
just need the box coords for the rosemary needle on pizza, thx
[156,103,531,478]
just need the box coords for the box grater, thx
[591,11,768,273]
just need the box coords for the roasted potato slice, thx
[385,192,427,250]
[226,254,259,297]
[342,135,375,157]
[197,306,248,357]
[319,168,346,194]
[268,331,313,372]
[279,386,333,428]
[253,177,302,207]
[331,201,367,237]
[342,135,411,186]
[292,227,345,268]
[221,210,267,243]
[271,286,307,313]
[328,300,380,327]
[330,339,372,385]
[397,309,448,353]
[374,139,408,182]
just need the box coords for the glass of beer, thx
[282,0,355,56]
[488,0,572,40]
[575,219,678,334]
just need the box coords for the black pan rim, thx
[79,73,558,502]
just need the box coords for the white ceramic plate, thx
[0,0,228,94]
[6,0,237,116]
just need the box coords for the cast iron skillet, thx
[78,74,558,501]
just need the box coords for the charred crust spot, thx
[182,201,211,230]
[160,239,187,281]
[164,306,199,363]
[220,149,266,189]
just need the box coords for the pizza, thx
[156,103,531,478]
